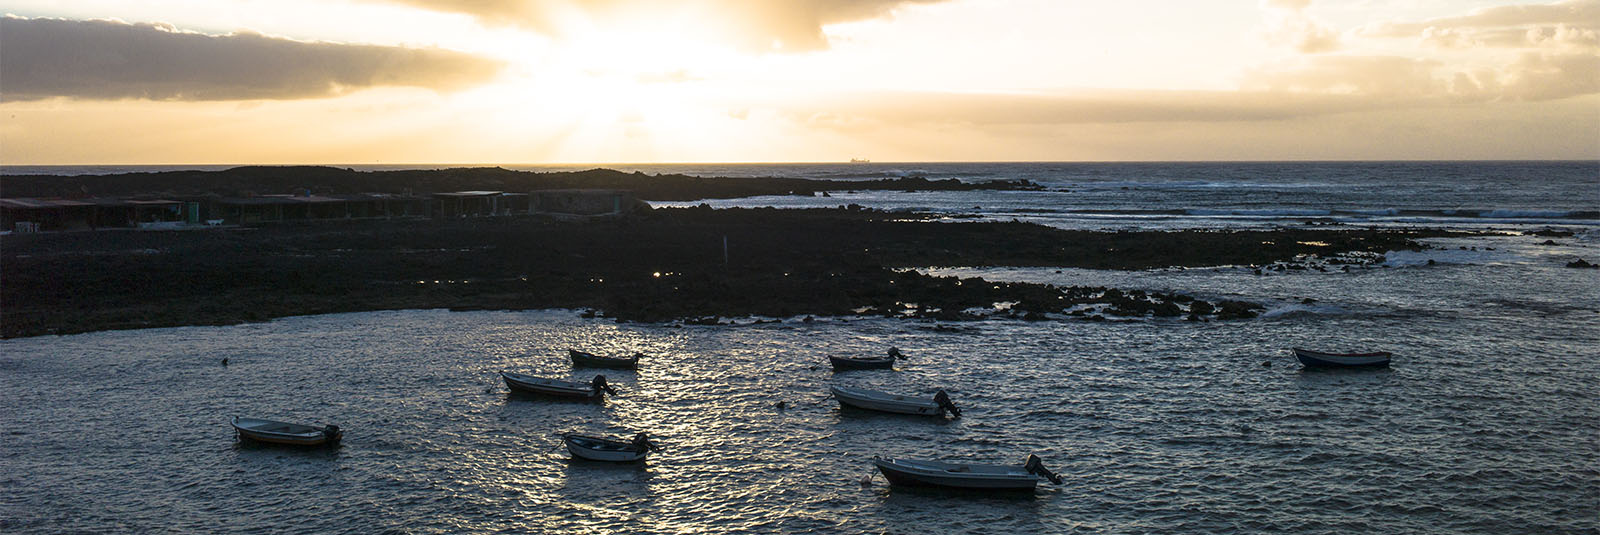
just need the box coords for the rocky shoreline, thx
[0,206,1452,339]
[0,166,1043,200]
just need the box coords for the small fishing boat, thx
[231,416,342,447]
[569,349,640,369]
[501,371,617,399]
[830,385,960,418]
[828,347,903,371]
[829,355,893,370]
[1292,347,1392,368]
[874,455,1063,490]
[562,432,660,462]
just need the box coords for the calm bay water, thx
[3,233,1597,534]
[2,162,1598,533]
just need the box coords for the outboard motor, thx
[887,347,904,359]
[591,374,617,397]
[1023,454,1063,485]
[322,425,342,445]
[632,432,660,452]
[934,389,961,419]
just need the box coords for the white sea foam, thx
[1259,302,1349,319]
[1186,209,1331,217]
[1381,247,1532,267]
[1477,209,1578,218]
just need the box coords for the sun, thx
[427,10,775,162]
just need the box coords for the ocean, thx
[1,161,1597,533]
[6,161,1598,230]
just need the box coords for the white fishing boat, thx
[828,347,904,371]
[873,455,1062,490]
[500,371,616,399]
[1291,347,1392,368]
[830,385,960,418]
[231,416,341,447]
[562,432,660,462]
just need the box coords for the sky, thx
[1,0,1596,163]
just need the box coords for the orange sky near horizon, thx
[1,0,1596,164]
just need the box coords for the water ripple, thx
[2,284,1596,535]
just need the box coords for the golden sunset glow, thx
[1,0,1596,163]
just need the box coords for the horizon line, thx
[4,158,1598,168]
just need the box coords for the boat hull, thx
[831,386,941,416]
[569,349,639,369]
[1292,348,1392,368]
[829,355,893,371]
[501,372,601,399]
[563,435,649,462]
[232,417,340,447]
[874,458,1039,490]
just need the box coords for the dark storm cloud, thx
[0,16,505,101]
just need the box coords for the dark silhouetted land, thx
[1,205,1449,338]
[0,166,1042,200]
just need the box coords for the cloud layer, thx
[1252,0,1599,102]
[385,0,946,51]
[1361,0,1599,41]
[0,16,504,101]
[1260,0,1341,53]
[788,90,1382,129]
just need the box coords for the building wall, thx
[532,191,636,216]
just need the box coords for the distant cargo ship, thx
[849,158,870,163]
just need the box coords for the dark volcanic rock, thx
[1,208,1453,338]
[1566,258,1599,269]
[1215,300,1265,320]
